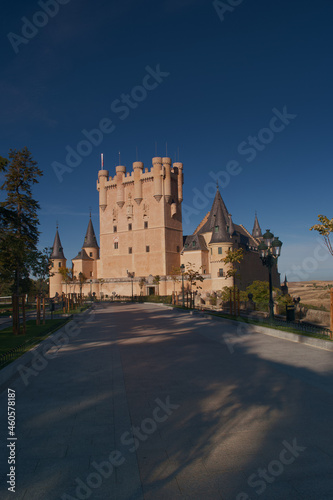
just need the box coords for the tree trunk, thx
[22,295,26,335]
[42,297,45,325]
[36,295,41,325]
[12,295,19,335]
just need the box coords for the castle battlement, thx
[97,156,183,211]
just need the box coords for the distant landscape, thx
[288,281,333,311]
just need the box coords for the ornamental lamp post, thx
[180,264,185,307]
[258,230,282,321]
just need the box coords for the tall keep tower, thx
[97,156,183,292]
[49,229,66,297]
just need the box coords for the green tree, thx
[0,148,42,334]
[222,248,244,286]
[170,266,181,294]
[139,277,146,295]
[31,247,54,297]
[222,248,244,314]
[184,263,204,308]
[310,215,333,255]
[245,280,285,311]
[78,272,87,298]
[59,266,73,293]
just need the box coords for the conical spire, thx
[252,212,262,238]
[209,196,230,244]
[199,187,230,235]
[82,217,99,249]
[50,229,66,259]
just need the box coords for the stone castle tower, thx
[96,157,183,294]
[49,229,66,297]
[72,216,100,280]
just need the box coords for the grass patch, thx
[0,317,71,359]
[300,303,329,312]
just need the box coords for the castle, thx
[49,156,280,299]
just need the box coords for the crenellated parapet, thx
[97,155,184,211]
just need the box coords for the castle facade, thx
[49,156,280,299]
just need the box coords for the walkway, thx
[0,302,333,499]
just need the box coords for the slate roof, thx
[82,218,99,249]
[183,233,208,252]
[50,230,66,259]
[72,249,93,261]
[197,189,230,235]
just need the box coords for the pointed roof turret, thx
[82,217,99,249]
[198,187,230,236]
[209,195,230,244]
[50,229,66,260]
[252,212,262,239]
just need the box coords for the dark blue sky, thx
[1,0,333,281]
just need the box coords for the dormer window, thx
[192,241,196,248]
[214,226,218,233]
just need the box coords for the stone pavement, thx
[1,302,333,499]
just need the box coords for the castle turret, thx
[162,157,172,203]
[98,169,109,212]
[133,161,144,205]
[116,165,126,208]
[173,162,183,203]
[72,216,99,280]
[82,216,99,261]
[252,212,262,239]
[152,157,162,202]
[209,202,230,244]
[49,229,66,298]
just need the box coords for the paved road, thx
[1,302,333,499]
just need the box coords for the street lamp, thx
[180,264,185,307]
[258,230,282,321]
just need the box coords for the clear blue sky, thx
[1,0,333,281]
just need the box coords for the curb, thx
[168,306,333,352]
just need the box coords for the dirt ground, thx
[288,281,333,311]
